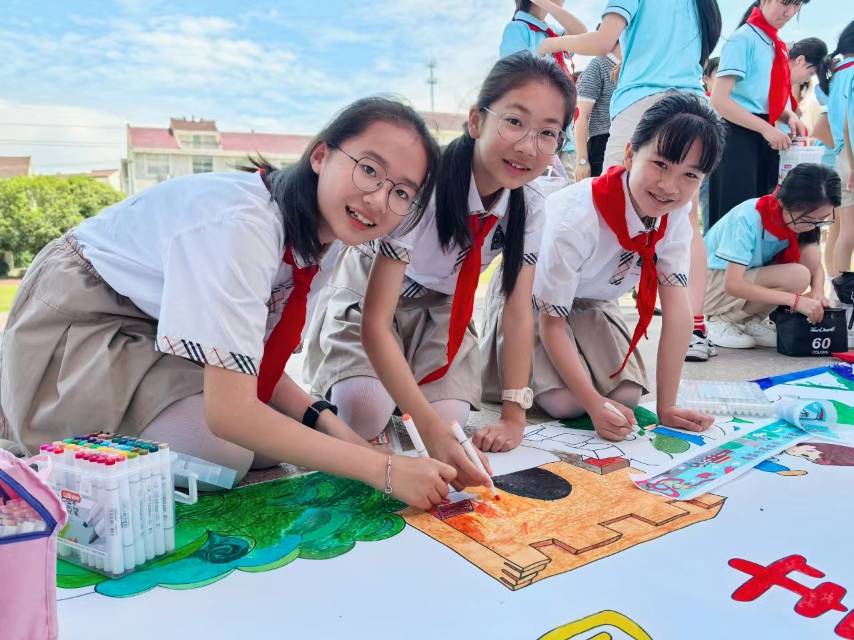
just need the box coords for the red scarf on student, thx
[756,193,800,265]
[419,213,499,385]
[591,166,669,377]
[520,20,570,74]
[746,7,797,124]
[255,168,321,403]
[835,60,854,74]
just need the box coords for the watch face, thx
[522,388,534,408]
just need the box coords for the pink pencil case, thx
[0,449,68,640]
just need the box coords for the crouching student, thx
[484,93,723,445]
[703,163,841,349]
[304,52,575,473]
[0,97,459,510]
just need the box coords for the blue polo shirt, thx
[500,11,560,59]
[814,85,839,166]
[604,0,704,119]
[705,198,791,270]
[826,57,854,156]
[499,11,574,153]
[717,23,775,115]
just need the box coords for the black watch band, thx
[302,400,338,429]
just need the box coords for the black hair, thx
[704,56,720,77]
[693,0,722,66]
[246,97,440,264]
[435,51,576,297]
[789,37,827,66]
[818,20,854,95]
[777,163,842,214]
[514,0,533,14]
[630,91,727,175]
[739,0,810,27]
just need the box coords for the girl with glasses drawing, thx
[0,97,461,511]
[303,52,576,481]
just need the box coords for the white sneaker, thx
[706,336,718,357]
[685,330,710,362]
[742,317,778,348]
[707,318,757,349]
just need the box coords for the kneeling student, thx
[704,163,841,349]
[482,92,723,445]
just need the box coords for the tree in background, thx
[0,175,123,275]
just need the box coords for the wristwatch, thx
[577,158,589,166]
[502,387,534,410]
[302,400,338,429]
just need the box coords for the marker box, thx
[43,434,198,577]
[677,379,775,417]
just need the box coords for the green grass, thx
[0,283,19,313]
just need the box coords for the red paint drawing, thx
[729,554,854,638]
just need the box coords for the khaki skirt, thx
[0,234,204,454]
[480,269,648,403]
[302,247,483,409]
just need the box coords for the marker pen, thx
[449,421,499,500]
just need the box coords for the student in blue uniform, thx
[500,0,586,178]
[707,0,813,230]
[703,164,840,350]
[818,21,854,279]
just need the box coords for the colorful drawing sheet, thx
[55,366,854,640]
[521,408,759,475]
[632,420,810,500]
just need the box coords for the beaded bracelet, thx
[383,456,393,497]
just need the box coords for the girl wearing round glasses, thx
[0,97,460,511]
[703,163,841,350]
[304,52,576,477]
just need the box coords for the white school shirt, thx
[533,174,692,317]
[360,174,566,297]
[73,171,412,375]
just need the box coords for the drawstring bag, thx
[0,449,67,640]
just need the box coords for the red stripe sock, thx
[693,315,706,335]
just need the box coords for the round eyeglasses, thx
[480,107,567,156]
[328,143,417,216]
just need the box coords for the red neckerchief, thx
[255,168,320,402]
[756,194,800,265]
[834,60,854,73]
[591,166,669,377]
[419,213,499,385]
[746,7,797,123]
[519,19,569,74]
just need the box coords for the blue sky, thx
[0,0,842,173]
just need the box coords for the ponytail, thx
[820,21,854,96]
[738,1,760,27]
[693,0,722,66]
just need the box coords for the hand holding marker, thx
[403,414,498,501]
[450,421,499,500]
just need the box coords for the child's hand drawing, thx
[591,399,636,441]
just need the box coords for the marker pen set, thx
[42,432,175,576]
[0,498,49,538]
